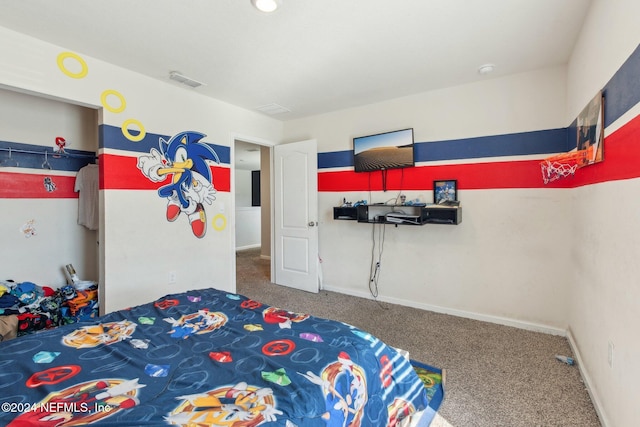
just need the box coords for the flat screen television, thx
[353,128,414,172]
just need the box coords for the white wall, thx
[235,169,253,207]
[285,66,568,146]
[0,26,283,312]
[566,1,640,425]
[235,168,261,249]
[319,189,571,330]
[0,88,98,286]
[285,66,570,332]
[567,0,640,119]
[235,207,261,250]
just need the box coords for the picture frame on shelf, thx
[433,180,457,204]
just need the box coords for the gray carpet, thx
[236,248,601,427]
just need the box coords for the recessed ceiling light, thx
[478,64,496,75]
[251,0,281,13]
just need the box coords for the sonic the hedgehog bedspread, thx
[0,287,427,426]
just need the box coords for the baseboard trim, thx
[566,328,609,427]
[236,244,261,251]
[259,254,271,260]
[322,284,566,336]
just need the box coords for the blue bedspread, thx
[0,288,427,426]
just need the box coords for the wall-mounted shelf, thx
[334,204,461,225]
[333,206,359,220]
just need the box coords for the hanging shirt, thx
[74,163,99,230]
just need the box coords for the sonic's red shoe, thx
[166,203,181,222]
[189,204,206,238]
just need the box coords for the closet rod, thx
[0,147,97,159]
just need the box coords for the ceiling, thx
[0,0,591,122]
[235,139,261,171]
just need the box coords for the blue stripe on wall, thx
[0,140,95,172]
[318,151,353,169]
[418,128,569,162]
[603,43,640,127]
[100,124,231,165]
[318,128,569,169]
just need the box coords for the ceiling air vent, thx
[256,103,291,115]
[169,71,205,88]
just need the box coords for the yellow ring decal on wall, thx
[121,119,146,142]
[212,214,227,231]
[57,52,88,79]
[101,89,127,113]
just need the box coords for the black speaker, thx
[251,170,260,206]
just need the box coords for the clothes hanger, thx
[42,151,52,170]
[2,147,19,167]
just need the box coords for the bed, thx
[0,287,429,426]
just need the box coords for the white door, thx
[273,139,318,293]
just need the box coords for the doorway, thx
[234,139,272,291]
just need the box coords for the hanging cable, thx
[368,171,373,205]
[395,168,405,204]
[368,222,388,309]
[381,168,388,192]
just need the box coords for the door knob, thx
[308,221,317,227]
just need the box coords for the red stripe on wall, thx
[568,113,640,187]
[101,153,230,192]
[319,113,640,192]
[4,115,636,198]
[0,172,78,198]
[318,159,558,192]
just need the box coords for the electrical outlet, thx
[168,271,177,284]
[607,341,614,368]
